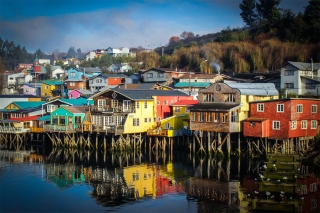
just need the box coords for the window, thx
[284,83,294,88]
[301,120,307,129]
[96,79,102,83]
[222,113,228,123]
[70,82,75,86]
[311,120,317,129]
[98,99,106,111]
[133,118,140,126]
[312,105,317,113]
[52,116,58,125]
[157,73,164,78]
[206,112,212,122]
[165,122,170,129]
[164,100,168,105]
[70,72,76,77]
[297,104,303,113]
[272,121,280,130]
[136,101,140,109]
[224,94,236,102]
[111,99,118,108]
[123,100,131,112]
[132,173,139,181]
[277,104,284,112]
[311,199,317,209]
[144,101,148,108]
[45,85,49,89]
[214,112,220,123]
[147,73,153,78]
[199,112,204,122]
[203,93,214,102]
[144,118,148,123]
[300,185,307,195]
[191,112,195,121]
[75,116,82,124]
[148,118,151,122]
[284,70,294,75]
[47,105,57,112]
[231,111,238,122]
[157,101,160,105]
[104,116,113,125]
[310,183,317,192]
[257,104,264,112]
[174,107,180,113]
[291,121,297,129]
[59,116,66,125]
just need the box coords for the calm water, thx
[0,144,319,213]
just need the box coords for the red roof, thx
[10,115,40,122]
[171,100,198,106]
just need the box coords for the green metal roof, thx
[11,101,45,109]
[174,82,211,88]
[59,97,93,106]
[42,80,63,85]
[37,115,50,121]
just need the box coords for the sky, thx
[0,0,310,54]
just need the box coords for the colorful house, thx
[88,88,190,135]
[243,98,320,154]
[188,82,278,155]
[68,89,93,99]
[44,106,88,132]
[41,80,63,97]
[22,83,41,97]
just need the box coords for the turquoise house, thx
[46,106,87,132]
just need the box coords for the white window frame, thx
[297,104,303,113]
[272,121,280,130]
[310,183,317,192]
[123,100,131,112]
[133,118,140,126]
[97,99,106,111]
[311,120,317,129]
[70,82,75,86]
[301,120,307,129]
[70,72,76,77]
[47,104,57,112]
[300,185,307,195]
[277,104,284,112]
[165,122,170,129]
[164,100,168,105]
[257,103,264,112]
[311,105,317,113]
[290,121,297,130]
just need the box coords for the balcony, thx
[90,105,135,113]
[43,124,75,133]
[81,124,124,135]
[0,126,30,133]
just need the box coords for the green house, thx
[47,106,88,132]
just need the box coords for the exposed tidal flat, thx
[0,144,319,213]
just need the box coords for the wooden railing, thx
[79,124,124,135]
[90,105,135,113]
[0,126,30,133]
[43,124,75,132]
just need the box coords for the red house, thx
[297,176,320,213]
[244,98,320,139]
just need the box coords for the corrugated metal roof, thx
[171,100,198,106]
[112,88,189,100]
[179,73,219,79]
[286,61,320,70]
[225,83,279,96]
[12,101,45,109]
[59,97,92,106]
[189,103,240,111]
[62,106,88,114]
[41,80,63,85]
[174,82,211,87]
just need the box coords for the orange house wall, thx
[243,120,269,137]
[108,78,123,86]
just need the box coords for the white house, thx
[39,59,51,65]
[281,61,320,96]
[51,66,65,79]
[7,73,25,88]
[106,47,135,57]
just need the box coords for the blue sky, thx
[0,0,310,54]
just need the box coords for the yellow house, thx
[89,89,190,135]
[41,80,63,97]
[122,164,156,198]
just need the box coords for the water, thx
[0,145,319,213]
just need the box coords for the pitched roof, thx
[285,61,320,71]
[42,80,63,85]
[61,106,88,114]
[58,97,92,106]
[178,73,219,79]
[174,82,211,88]
[225,83,279,96]
[89,88,189,100]
[10,101,45,109]
[10,115,40,121]
[144,68,189,73]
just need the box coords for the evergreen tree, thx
[239,0,258,27]
[304,0,320,42]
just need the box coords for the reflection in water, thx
[0,147,319,213]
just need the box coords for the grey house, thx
[141,68,189,85]
[89,74,126,92]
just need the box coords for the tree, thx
[256,0,281,21]
[169,36,180,44]
[304,0,320,42]
[67,47,76,58]
[216,27,234,42]
[0,57,6,94]
[180,31,195,40]
[239,0,258,27]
